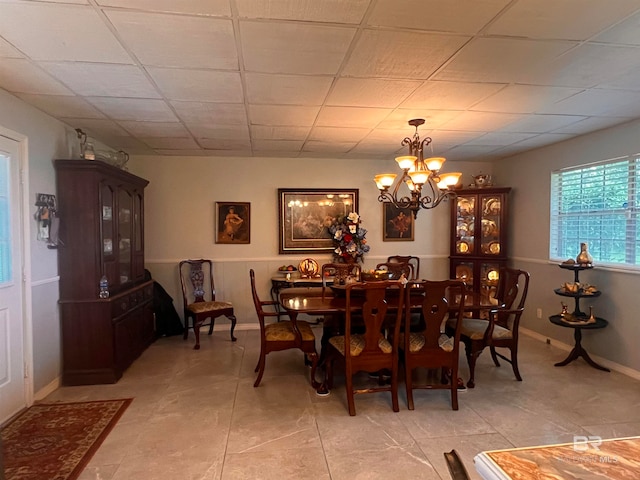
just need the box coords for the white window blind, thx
[550,155,640,267]
[0,155,11,283]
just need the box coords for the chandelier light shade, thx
[375,119,461,218]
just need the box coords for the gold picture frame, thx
[278,188,359,254]
[383,203,414,241]
[215,202,250,244]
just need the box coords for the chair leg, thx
[193,320,201,350]
[451,368,459,411]
[465,343,482,389]
[490,346,500,366]
[510,347,522,381]
[391,368,399,413]
[254,351,266,387]
[345,371,356,416]
[208,317,215,335]
[405,362,415,410]
[228,314,237,341]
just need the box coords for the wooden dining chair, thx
[249,269,319,388]
[387,255,420,279]
[375,261,414,280]
[179,259,237,350]
[402,280,466,410]
[321,262,361,294]
[447,267,530,388]
[443,450,471,480]
[324,280,405,416]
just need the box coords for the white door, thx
[0,135,26,424]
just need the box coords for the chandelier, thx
[374,119,461,218]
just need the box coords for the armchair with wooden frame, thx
[250,269,320,388]
[447,267,530,388]
[179,259,237,350]
[401,279,467,410]
[324,281,405,416]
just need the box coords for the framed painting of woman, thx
[383,203,414,241]
[215,202,250,244]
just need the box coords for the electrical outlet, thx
[536,308,543,319]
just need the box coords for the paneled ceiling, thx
[1,0,640,160]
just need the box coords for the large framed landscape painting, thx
[278,188,359,254]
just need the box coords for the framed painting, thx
[278,188,359,254]
[215,202,250,244]
[383,203,414,241]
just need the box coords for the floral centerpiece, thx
[329,212,370,263]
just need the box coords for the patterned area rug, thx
[1,399,132,480]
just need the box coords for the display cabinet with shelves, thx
[55,159,153,385]
[449,187,511,304]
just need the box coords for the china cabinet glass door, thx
[118,189,133,285]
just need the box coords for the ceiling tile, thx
[471,85,584,113]
[509,133,576,148]
[236,0,370,24]
[241,21,355,75]
[245,73,333,105]
[598,66,640,91]
[377,109,463,129]
[526,44,640,88]
[434,37,576,84]
[97,0,231,16]
[308,126,369,143]
[15,93,105,119]
[250,125,310,140]
[117,121,190,137]
[499,114,587,133]
[171,102,247,124]
[0,3,131,62]
[440,144,503,161]
[148,68,243,102]
[198,137,251,150]
[487,0,640,41]
[537,89,640,117]
[440,111,525,131]
[0,58,73,95]
[402,81,506,110]
[594,10,640,45]
[464,132,537,146]
[87,97,178,121]
[302,141,355,153]
[249,105,320,126]
[42,62,161,98]
[315,107,391,128]
[61,118,131,138]
[551,116,635,135]
[252,139,305,151]
[188,123,250,140]
[0,37,24,58]
[368,0,511,34]
[343,30,469,79]
[106,10,237,69]
[141,137,200,149]
[326,78,422,108]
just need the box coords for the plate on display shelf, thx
[456,265,473,281]
[456,240,470,253]
[298,258,320,277]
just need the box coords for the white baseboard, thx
[520,327,640,382]
[35,376,61,401]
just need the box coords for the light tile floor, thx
[44,327,640,480]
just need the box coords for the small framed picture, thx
[383,203,414,241]
[215,202,250,244]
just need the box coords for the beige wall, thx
[498,118,640,373]
[132,155,492,324]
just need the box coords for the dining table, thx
[474,436,640,479]
[279,282,496,395]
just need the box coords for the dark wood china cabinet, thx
[55,159,154,385]
[449,187,511,306]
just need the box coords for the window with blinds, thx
[0,154,11,283]
[550,155,640,267]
